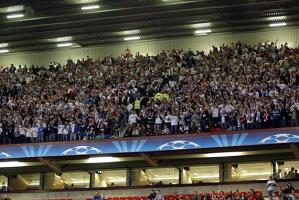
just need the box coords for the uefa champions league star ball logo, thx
[157,140,201,150]
[259,134,299,144]
[0,151,11,159]
[61,146,102,155]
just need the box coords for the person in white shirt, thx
[170,114,179,134]
[220,109,227,130]
[19,125,26,143]
[31,124,38,143]
[164,112,171,130]
[63,124,70,141]
[155,190,164,200]
[57,122,64,141]
[247,110,255,129]
[289,190,298,200]
[154,113,163,131]
[211,105,219,127]
[128,111,139,125]
[266,176,276,200]
[70,121,77,141]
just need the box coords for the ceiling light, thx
[202,151,244,158]
[0,43,8,48]
[191,22,211,28]
[57,42,73,47]
[124,36,140,41]
[47,36,73,43]
[0,49,9,54]
[0,161,26,168]
[81,5,100,10]
[7,13,24,19]
[121,29,141,35]
[194,29,212,34]
[266,16,287,21]
[269,22,287,27]
[87,156,120,163]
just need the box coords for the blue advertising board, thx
[0,128,298,160]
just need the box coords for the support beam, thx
[140,153,159,167]
[290,144,299,159]
[38,157,60,172]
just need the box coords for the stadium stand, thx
[1,1,299,200]
[0,42,298,144]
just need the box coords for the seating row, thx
[86,192,264,200]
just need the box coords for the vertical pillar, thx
[39,172,45,190]
[7,176,10,192]
[222,163,232,182]
[90,172,95,188]
[126,168,132,186]
[219,163,224,183]
[178,168,182,184]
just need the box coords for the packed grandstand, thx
[0,41,298,144]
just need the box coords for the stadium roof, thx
[0,0,298,54]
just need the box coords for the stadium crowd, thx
[90,182,298,200]
[0,41,298,144]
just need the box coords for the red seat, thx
[127,197,133,200]
[181,194,188,200]
[256,191,263,197]
[86,198,92,200]
[140,196,147,200]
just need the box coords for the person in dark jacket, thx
[93,192,102,200]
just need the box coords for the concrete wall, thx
[4,181,299,200]
[0,27,298,67]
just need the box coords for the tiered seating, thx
[86,192,263,200]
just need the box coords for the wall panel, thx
[0,27,298,67]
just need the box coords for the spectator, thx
[194,191,200,200]
[0,41,298,144]
[170,113,179,134]
[286,168,296,179]
[283,183,295,194]
[289,190,298,200]
[155,190,164,200]
[93,192,102,200]
[267,176,276,200]
[148,190,157,200]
